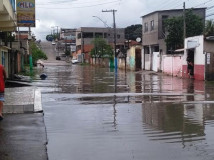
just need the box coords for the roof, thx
[141,7,206,18]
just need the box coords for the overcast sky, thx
[29,0,214,40]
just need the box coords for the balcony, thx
[0,0,16,31]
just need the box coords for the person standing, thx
[0,64,6,121]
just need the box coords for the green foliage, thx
[90,38,113,58]
[30,42,47,65]
[165,16,183,51]
[165,10,204,52]
[125,24,142,40]
[204,20,214,36]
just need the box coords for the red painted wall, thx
[182,65,204,80]
[194,65,205,81]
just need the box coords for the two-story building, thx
[141,8,206,72]
[75,27,125,63]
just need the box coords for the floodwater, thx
[38,65,214,160]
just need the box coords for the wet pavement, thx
[0,113,47,160]
[38,62,214,160]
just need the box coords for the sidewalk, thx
[3,85,43,113]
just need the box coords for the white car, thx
[52,41,56,45]
[71,59,79,64]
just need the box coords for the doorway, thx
[187,49,194,77]
[135,49,142,71]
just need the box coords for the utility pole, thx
[102,9,117,70]
[29,27,33,73]
[56,26,59,40]
[183,2,186,42]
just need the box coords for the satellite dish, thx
[136,37,141,42]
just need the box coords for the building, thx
[183,35,214,81]
[0,0,17,78]
[59,28,77,55]
[0,0,16,31]
[141,8,206,71]
[75,27,125,63]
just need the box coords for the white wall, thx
[184,35,205,65]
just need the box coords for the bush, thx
[30,42,47,65]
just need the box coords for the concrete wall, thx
[162,55,183,77]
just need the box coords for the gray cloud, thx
[31,0,214,40]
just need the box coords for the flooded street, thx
[38,64,214,160]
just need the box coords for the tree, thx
[90,38,113,60]
[204,20,214,36]
[165,10,204,53]
[125,24,142,40]
[30,42,48,65]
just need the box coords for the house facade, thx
[141,8,206,71]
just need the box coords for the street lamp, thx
[92,16,110,28]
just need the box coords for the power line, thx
[37,0,121,9]
[194,0,214,7]
[206,13,214,17]
[37,0,111,5]
[207,5,214,10]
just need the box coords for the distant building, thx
[75,27,125,62]
[59,28,77,54]
[141,8,206,71]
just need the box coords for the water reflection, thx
[142,102,214,147]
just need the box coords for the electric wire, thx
[37,0,121,9]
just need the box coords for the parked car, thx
[71,59,79,64]
[52,41,56,45]
[56,56,61,60]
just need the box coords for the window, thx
[162,15,168,34]
[117,34,121,39]
[82,32,93,38]
[77,33,81,39]
[95,32,103,38]
[150,20,154,31]
[104,33,108,38]
[144,22,148,32]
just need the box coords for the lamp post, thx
[92,16,110,28]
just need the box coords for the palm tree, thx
[204,20,214,36]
